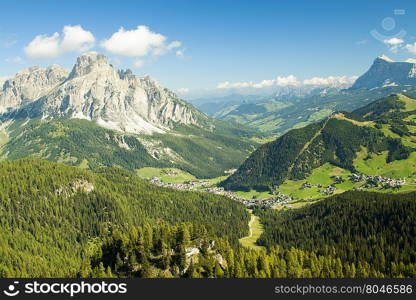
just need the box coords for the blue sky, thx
[1,0,416,95]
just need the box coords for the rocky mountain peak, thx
[14,64,68,77]
[68,51,112,79]
[118,69,134,80]
[0,52,207,134]
[375,55,396,63]
[351,56,416,89]
[0,65,68,114]
[139,75,162,89]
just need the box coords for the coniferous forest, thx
[0,159,415,278]
[0,159,249,277]
[80,191,416,278]
[253,191,416,278]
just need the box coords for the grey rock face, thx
[351,55,416,89]
[0,65,68,114]
[0,52,206,134]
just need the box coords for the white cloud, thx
[25,32,60,58]
[258,75,299,87]
[133,59,144,68]
[167,41,182,50]
[217,75,357,90]
[60,25,95,52]
[175,48,185,57]
[5,56,23,64]
[384,38,404,45]
[217,81,250,89]
[303,75,358,86]
[383,38,405,53]
[177,88,189,94]
[101,26,181,58]
[405,58,416,63]
[405,42,416,55]
[24,25,95,58]
[217,75,299,89]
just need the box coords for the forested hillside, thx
[0,159,249,277]
[82,222,388,278]
[252,191,416,277]
[0,160,415,278]
[221,94,416,191]
[0,117,259,178]
[82,190,416,278]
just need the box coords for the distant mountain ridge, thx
[351,55,416,89]
[205,85,416,135]
[193,56,416,135]
[191,83,355,118]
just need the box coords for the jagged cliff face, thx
[351,55,416,89]
[0,52,206,134]
[0,65,68,114]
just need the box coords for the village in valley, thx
[147,173,289,208]
[142,167,408,209]
[300,174,406,196]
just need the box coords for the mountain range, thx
[351,55,416,89]
[1,52,206,134]
[197,56,416,135]
[0,53,259,178]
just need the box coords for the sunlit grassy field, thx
[136,167,227,186]
[354,148,416,178]
[239,212,265,251]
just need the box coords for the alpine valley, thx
[194,56,416,136]
[1,52,416,279]
[0,52,259,178]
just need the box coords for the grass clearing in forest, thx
[239,212,265,251]
[136,167,228,186]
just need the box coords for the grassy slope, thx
[136,167,228,186]
[239,211,265,251]
[284,113,416,197]
[137,167,197,183]
[223,94,416,200]
[276,163,354,199]
[276,153,416,200]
